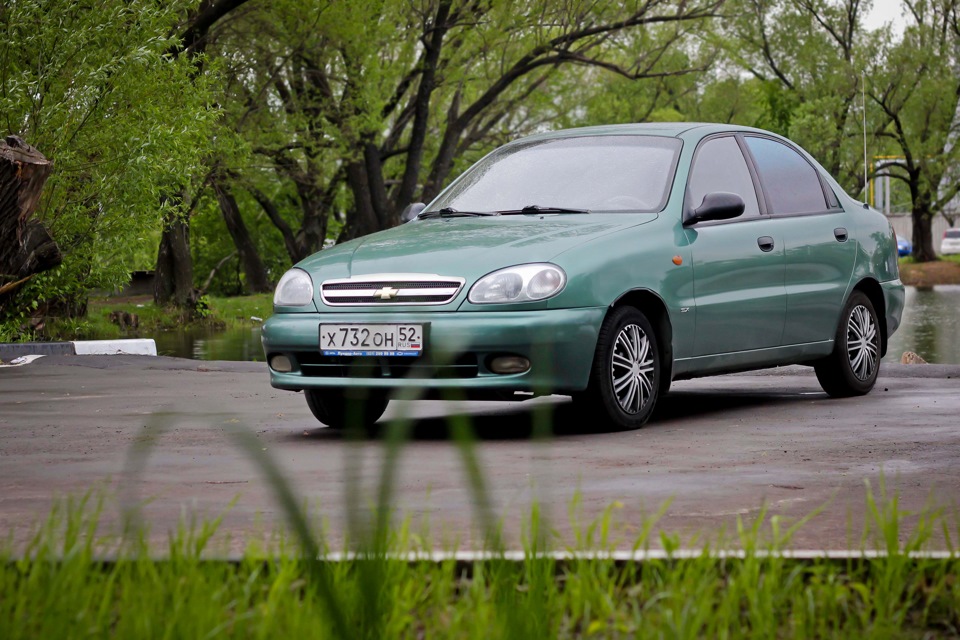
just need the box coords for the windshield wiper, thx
[495,205,591,215]
[418,207,500,219]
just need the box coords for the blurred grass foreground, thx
[3,408,960,638]
[3,484,960,638]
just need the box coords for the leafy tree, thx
[723,0,876,194]
[202,0,724,279]
[566,55,768,128]
[152,0,253,307]
[0,0,219,330]
[868,0,960,261]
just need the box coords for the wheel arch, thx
[610,289,674,393]
[852,277,887,357]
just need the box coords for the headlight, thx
[274,268,314,306]
[468,264,566,304]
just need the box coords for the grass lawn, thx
[899,254,960,287]
[45,293,273,342]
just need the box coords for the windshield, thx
[428,135,682,213]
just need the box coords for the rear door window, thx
[744,136,828,215]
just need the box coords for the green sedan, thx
[262,123,904,431]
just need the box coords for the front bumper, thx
[262,308,606,393]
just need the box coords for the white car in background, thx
[942,229,960,255]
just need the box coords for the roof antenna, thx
[862,70,868,204]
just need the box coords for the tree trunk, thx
[363,140,391,229]
[154,213,195,308]
[0,136,60,305]
[152,0,251,309]
[246,186,304,263]
[911,207,938,262]
[341,161,383,241]
[213,181,271,293]
[422,106,464,202]
[272,154,330,255]
[393,1,451,210]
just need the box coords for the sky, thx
[863,0,907,35]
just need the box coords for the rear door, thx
[741,135,857,345]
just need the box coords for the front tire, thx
[304,388,389,430]
[815,291,881,397]
[574,306,661,431]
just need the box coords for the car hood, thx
[298,214,657,282]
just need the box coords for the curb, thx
[0,339,157,361]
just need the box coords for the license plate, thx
[320,324,423,357]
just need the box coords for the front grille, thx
[321,274,464,306]
[295,353,479,379]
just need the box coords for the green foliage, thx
[193,294,212,319]
[6,0,960,319]
[190,188,290,296]
[0,0,219,324]
[205,0,726,254]
[696,77,767,126]
[719,0,876,193]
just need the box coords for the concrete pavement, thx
[1,355,958,552]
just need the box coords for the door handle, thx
[834,227,848,242]
[757,236,775,252]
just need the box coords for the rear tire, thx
[814,291,881,397]
[573,306,661,431]
[304,388,390,430]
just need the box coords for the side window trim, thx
[819,176,842,209]
[738,133,839,216]
[734,135,769,216]
[683,133,765,226]
[736,133,775,216]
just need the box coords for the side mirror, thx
[400,202,426,224]
[683,192,745,225]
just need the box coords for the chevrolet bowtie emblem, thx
[375,286,399,300]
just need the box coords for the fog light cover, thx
[489,356,530,374]
[270,354,293,373]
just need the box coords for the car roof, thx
[518,122,776,142]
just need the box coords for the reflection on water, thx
[139,286,958,364]
[883,285,960,365]
[152,325,263,361]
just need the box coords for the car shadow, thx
[291,400,577,442]
[285,387,824,443]
[654,389,818,422]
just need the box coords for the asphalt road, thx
[1,355,959,553]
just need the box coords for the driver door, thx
[684,135,787,356]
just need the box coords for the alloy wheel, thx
[846,304,879,381]
[611,323,655,414]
